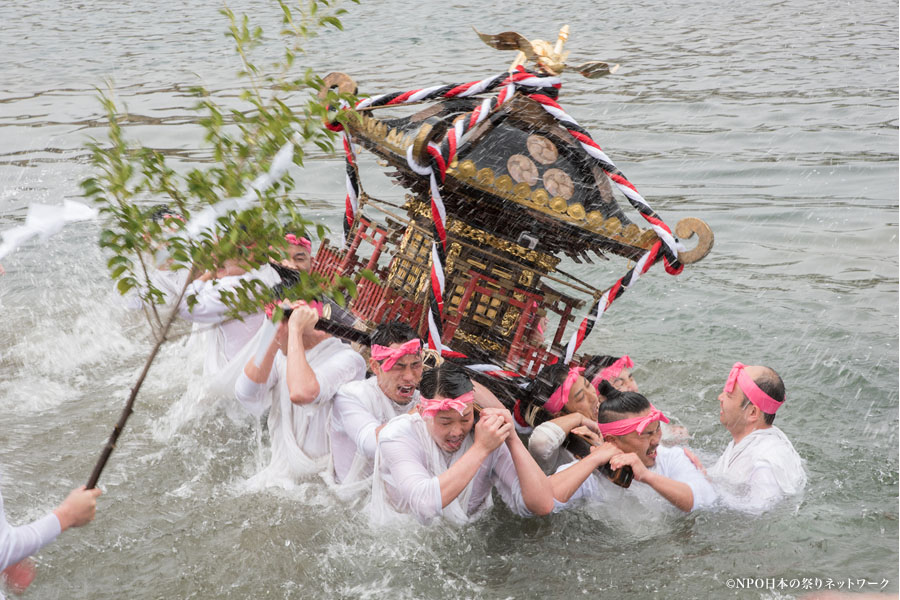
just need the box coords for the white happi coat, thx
[556,445,717,514]
[369,413,533,526]
[182,264,282,397]
[235,337,366,488]
[325,377,420,501]
[708,426,806,512]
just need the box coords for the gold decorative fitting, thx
[494,174,514,193]
[473,26,620,79]
[476,167,495,185]
[513,182,532,199]
[318,72,357,100]
[675,217,714,264]
[458,160,477,179]
[585,211,604,228]
[602,216,621,234]
[567,203,586,220]
[421,348,444,368]
[638,230,658,247]
[531,189,550,207]
[500,308,521,336]
[622,223,641,242]
[549,196,568,213]
[452,329,504,354]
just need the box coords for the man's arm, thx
[609,452,696,512]
[487,408,554,516]
[548,442,621,503]
[285,305,320,405]
[1,486,100,571]
[436,413,509,508]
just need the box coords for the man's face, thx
[611,369,639,393]
[372,346,424,405]
[283,247,311,273]
[717,364,764,433]
[609,410,663,467]
[565,375,601,421]
[426,404,475,453]
[718,381,749,433]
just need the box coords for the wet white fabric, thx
[325,377,420,501]
[0,487,61,571]
[123,268,191,312]
[368,414,532,526]
[234,337,365,489]
[180,264,282,398]
[556,445,717,513]
[708,426,806,513]
[528,422,575,475]
[0,200,97,261]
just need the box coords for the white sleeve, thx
[0,492,62,570]
[333,389,381,460]
[309,349,366,405]
[377,426,443,524]
[665,448,717,511]
[234,371,273,418]
[527,422,565,474]
[488,445,532,517]
[178,277,237,323]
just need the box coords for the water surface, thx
[0,0,897,598]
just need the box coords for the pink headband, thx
[285,234,312,251]
[724,362,783,415]
[370,339,422,371]
[598,405,669,436]
[591,355,634,389]
[545,367,585,414]
[420,392,475,418]
[264,300,323,320]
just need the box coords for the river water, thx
[0,0,897,598]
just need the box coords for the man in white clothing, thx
[327,321,423,498]
[181,233,313,394]
[706,363,806,512]
[370,363,554,525]
[234,300,366,486]
[550,387,716,514]
[1,483,100,595]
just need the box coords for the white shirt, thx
[708,426,806,512]
[369,414,533,525]
[0,487,61,572]
[528,422,575,475]
[557,445,717,513]
[327,377,420,498]
[234,337,366,487]
[182,264,282,367]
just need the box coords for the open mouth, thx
[444,437,463,451]
[397,385,415,398]
[647,444,658,460]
